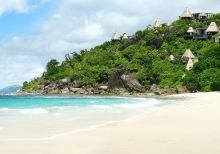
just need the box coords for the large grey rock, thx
[45,84,57,90]
[177,87,189,94]
[59,78,71,85]
[149,84,158,92]
[108,66,145,93]
[99,86,108,91]
[154,87,176,95]
[121,75,145,92]
[108,66,126,90]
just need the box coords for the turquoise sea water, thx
[0,95,146,109]
[0,95,169,139]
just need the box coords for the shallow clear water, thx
[0,95,170,140]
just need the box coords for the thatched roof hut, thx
[112,32,121,41]
[187,27,195,34]
[170,54,175,62]
[180,7,193,19]
[154,19,162,28]
[206,22,220,34]
[122,33,129,39]
[182,49,195,59]
[186,58,194,71]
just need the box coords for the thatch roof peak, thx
[206,22,219,33]
[112,32,121,40]
[186,58,194,70]
[170,54,175,61]
[122,33,129,39]
[181,7,192,18]
[187,27,195,33]
[154,19,162,28]
[182,49,195,59]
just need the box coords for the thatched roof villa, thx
[169,54,175,62]
[182,49,195,59]
[122,33,129,39]
[180,8,213,20]
[154,19,162,28]
[180,7,193,19]
[206,22,220,35]
[112,32,121,41]
[187,27,195,35]
[186,58,194,71]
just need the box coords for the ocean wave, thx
[0,108,49,115]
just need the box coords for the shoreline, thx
[1,92,220,154]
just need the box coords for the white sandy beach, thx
[0,92,220,154]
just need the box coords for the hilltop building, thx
[154,19,162,28]
[180,7,193,19]
[185,22,219,40]
[122,33,129,39]
[215,35,220,43]
[181,49,198,70]
[112,32,121,41]
[206,22,220,35]
[186,58,194,71]
[111,32,131,41]
[180,8,213,20]
[182,49,195,60]
[153,19,168,28]
[169,54,175,62]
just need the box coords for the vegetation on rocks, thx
[22,14,220,94]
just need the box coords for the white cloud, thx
[0,0,219,88]
[0,0,30,15]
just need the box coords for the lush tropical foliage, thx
[23,14,220,92]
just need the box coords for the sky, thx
[0,0,219,88]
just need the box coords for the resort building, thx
[169,54,175,62]
[193,12,213,20]
[187,27,195,36]
[182,49,195,60]
[112,32,121,41]
[185,22,219,40]
[215,36,220,43]
[111,32,131,41]
[206,22,220,35]
[180,8,213,20]
[186,58,194,71]
[182,49,198,70]
[154,19,162,28]
[180,7,193,19]
[122,33,129,39]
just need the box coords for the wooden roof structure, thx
[186,58,194,71]
[182,49,195,59]
[170,54,175,61]
[154,19,162,28]
[112,32,121,41]
[206,22,220,33]
[187,27,195,33]
[180,7,193,18]
[122,33,129,39]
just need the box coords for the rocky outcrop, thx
[108,65,126,90]
[147,36,164,49]
[121,75,145,92]
[108,66,145,93]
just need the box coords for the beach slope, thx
[1,92,220,154]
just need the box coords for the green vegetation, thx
[23,14,220,92]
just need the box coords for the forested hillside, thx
[22,14,220,94]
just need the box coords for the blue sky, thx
[0,0,219,88]
[0,0,57,40]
